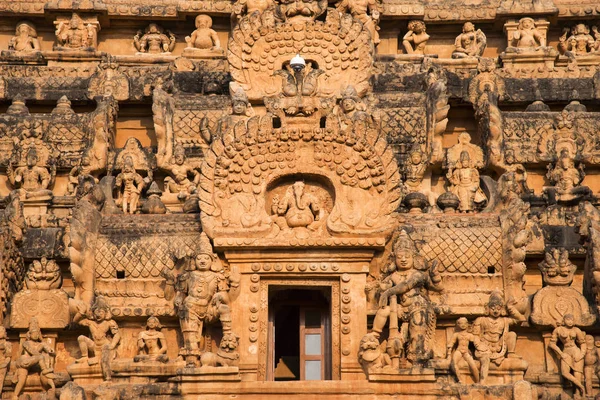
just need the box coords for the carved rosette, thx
[199,117,400,239]
[227,10,374,101]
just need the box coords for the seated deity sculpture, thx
[13,318,56,399]
[54,13,98,51]
[74,297,121,368]
[368,230,443,368]
[472,292,526,384]
[184,15,223,58]
[452,22,487,59]
[8,21,41,52]
[7,148,54,199]
[67,153,94,196]
[402,20,429,55]
[115,156,145,214]
[545,149,588,203]
[134,23,176,54]
[507,17,546,51]
[134,317,168,363]
[548,314,587,399]
[335,0,380,45]
[163,145,201,200]
[558,24,598,57]
[271,181,324,231]
[168,233,240,367]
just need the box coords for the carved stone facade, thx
[1,0,600,399]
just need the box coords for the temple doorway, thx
[267,287,332,381]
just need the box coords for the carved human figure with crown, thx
[445,133,486,213]
[54,13,99,51]
[509,17,546,50]
[7,147,54,199]
[548,314,587,399]
[334,86,372,132]
[163,144,201,200]
[558,24,598,57]
[74,297,120,368]
[369,230,442,368]
[335,0,380,45]
[201,85,254,143]
[472,291,526,383]
[166,233,240,366]
[134,23,176,54]
[8,21,41,52]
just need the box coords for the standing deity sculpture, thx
[133,23,176,54]
[368,230,443,369]
[115,156,145,214]
[335,0,380,45]
[403,149,427,193]
[445,133,486,213]
[162,145,201,200]
[447,317,480,384]
[472,291,526,383]
[452,22,487,59]
[54,13,99,51]
[13,318,57,399]
[165,233,240,367]
[508,17,546,50]
[134,317,168,363]
[402,21,429,55]
[558,24,598,56]
[548,314,586,399]
[8,21,41,52]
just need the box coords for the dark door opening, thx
[267,287,331,381]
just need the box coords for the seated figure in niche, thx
[558,24,598,57]
[402,20,429,55]
[54,13,98,51]
[7,148,54,199]
[134,316,168,363]
[545,149,588,203]
[271,181,324,231]
[452,22,487,59]
[185,15,222,53]
[13,318,56,399]
[509,17,546,50]
[8,21,41,52]
[134,23,176,54]
[163,145,201,200]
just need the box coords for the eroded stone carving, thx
[134,316,168,363]
[452,22,487,59]
[165,233,240,366]
[531,249,595,327]
[200,332,240,367]
[13,318,57,398]
[183,15,224,58]
[74,296,120,380]
[506,17,547,51]
[368,230,442,370]
[558,24,599,57]
[8,21,41,53]
[8,147,55,200]
[54,13,100,51]
[335,0,380,45]
[0,327,10,395]
[548,314,587,399]
[133,23,176,55]
[402,21,429,55]
[358,332,392,375]
[447,317,480,384]
[444,133,486,213]
[472,291,527,384]
[10,258,69,329]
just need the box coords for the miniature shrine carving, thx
[452,22,487,59]
[531,249,595,327]
[8,21,40,53]
[134,24,176,55]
